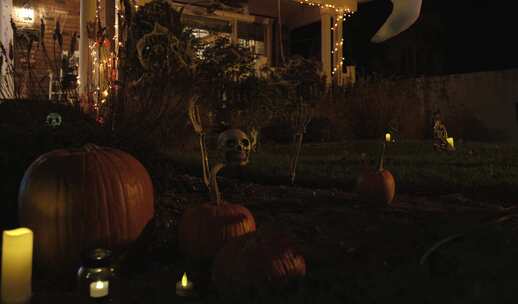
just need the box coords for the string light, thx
[331,12,354,31]
[296,0,355,14]
[88,0,118,120]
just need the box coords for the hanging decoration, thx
[358,0,422,43]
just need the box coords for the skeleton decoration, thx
[433,111,455,152]
[217,129,253,166]
[46,113,62,128]
[136,23,170,72]
[358,0,422,43]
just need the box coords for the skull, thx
[217,129,251,166]
[46,112,62,128]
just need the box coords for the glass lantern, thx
[77,248,120,304]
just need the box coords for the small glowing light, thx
[181,273,188,287]
[176,272,194,297]
[447,137,454,149]
[385,133,391,143]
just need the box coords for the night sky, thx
[346,0,518,76]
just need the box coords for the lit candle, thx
[1,228,33,304]
[175,273,194,297]
[89,280,109,298]
[385,133,391,143]
[447,137,454,149]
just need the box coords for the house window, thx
[237,21,265,56]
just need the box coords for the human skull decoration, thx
[46,112,62,128]
[217,129,252,166]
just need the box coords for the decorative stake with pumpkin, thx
[18,144,155,273]
[357,140,396,205]
[178,162,256,260]
[188,96,211,189]
[288,103,313,185]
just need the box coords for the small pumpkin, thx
[212,228,306,298]
[18,144,154,272]
[357,141,396,204]
[178,163,256,260]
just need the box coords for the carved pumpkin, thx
[357,141,396,204]
[18,144,154,272]
[178,163,256,259]
[212,228,306,298]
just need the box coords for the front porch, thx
[1,0,358,104]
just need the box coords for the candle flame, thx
[95,281,104,289]
[385,133,391,142]
[181,273,188,287]
[447,137,454,148]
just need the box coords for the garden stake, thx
[289,103,312,185]
[188,97,211,190]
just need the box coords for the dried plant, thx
[112,0,197,150]
[275,56,324,184]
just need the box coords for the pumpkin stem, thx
[210,162,226,205]
[376,141,386,172]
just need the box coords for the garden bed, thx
[28,153,518,303]
[4,138,518,303]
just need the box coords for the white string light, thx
[296,0,354,14]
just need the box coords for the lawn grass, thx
[165,140,518,202]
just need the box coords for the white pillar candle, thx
[89,281,109,298]
[385,133,391,143]
[1,228,33,304]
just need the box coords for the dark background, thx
[291,0,518,77]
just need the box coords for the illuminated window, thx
[237,21,265,56]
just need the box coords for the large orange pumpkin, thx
[212,228,306,299]
[178,163,256,260]
[18,144,154,272]
[357,141,396,204]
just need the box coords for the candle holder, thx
[77,248,119,304]
[175,272,195,298]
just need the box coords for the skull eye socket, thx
[226,139,237,148]
[241,139,250,147]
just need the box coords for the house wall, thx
[12,0,80,98]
